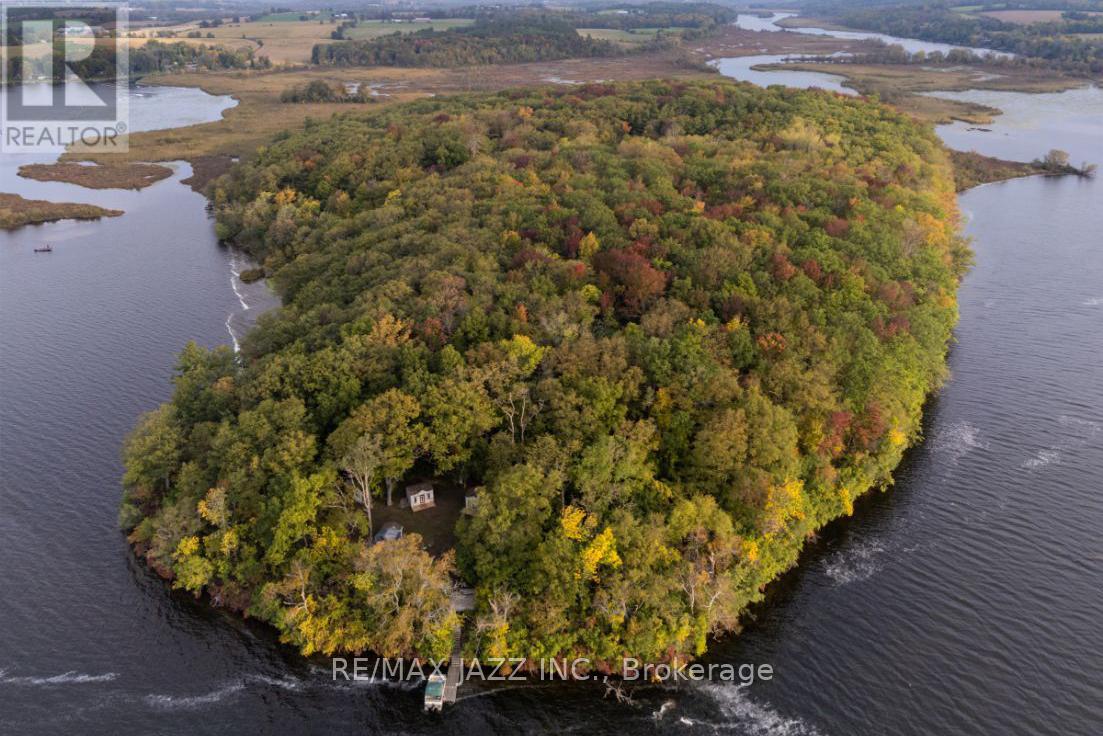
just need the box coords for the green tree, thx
[329,389,425,505]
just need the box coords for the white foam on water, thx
[224,313,240,353]
[1022,449,1062,469]
[249,674,303,691]
[653,698,677,720]
[1022,416,1100,469]
[1082,297,1103,306]
[144,682,246,710]
[823,540,888,586]
[227,254,250,311]
[1058,414,1101,436]
[930,421,987,463]
[0,670,119,686]
[701,684,824,735]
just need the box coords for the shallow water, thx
[712,55,855,96]
[930,85,1103,164]
[1,62,1102,736]
[733,12,1012,58]
[716,11,1018,96]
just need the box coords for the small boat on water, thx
[34,245,53,253]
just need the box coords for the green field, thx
[254,10,332,23]
[341,19,474,41]
[577,27,685,45]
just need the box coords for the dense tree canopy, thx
[313,14,625,68]
[122,80,967,666]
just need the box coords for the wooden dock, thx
[425,587,473,710]
[442,624,463,705]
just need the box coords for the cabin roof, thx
[406,481,434,496]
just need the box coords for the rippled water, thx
[1,64,1102,735]
[706,35,1103,735]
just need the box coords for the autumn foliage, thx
[122,81,966,665]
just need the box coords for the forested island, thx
[120,80,968,667]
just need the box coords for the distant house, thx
[373,521,403,544]
[406,482,435,512]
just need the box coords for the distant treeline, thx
[2,7,116,45]
[819,4,1103,74]
[8,40,269,83]
[805,38,1101,77]
[329,3,734,29]
[313,14,627,68]
[547,3,736,34]
[799,0,1103,11]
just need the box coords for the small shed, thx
[406,482,435,512]
[373,521,403,544]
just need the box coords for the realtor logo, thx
[1,1,129,153]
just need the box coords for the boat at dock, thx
[423,672,446,712]
[425,618,466,711]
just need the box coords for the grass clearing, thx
[18,162,173,189]
[372,483,465,558]
[774,16,856,32]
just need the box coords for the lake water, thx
[2,63,1102,736]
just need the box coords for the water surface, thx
[734,12,1012,58]
[712,55,855,96]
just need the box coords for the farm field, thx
[341,19,474,40]
[975,9,1102,24]
[577,27,685,46]
[130,18,473,65]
